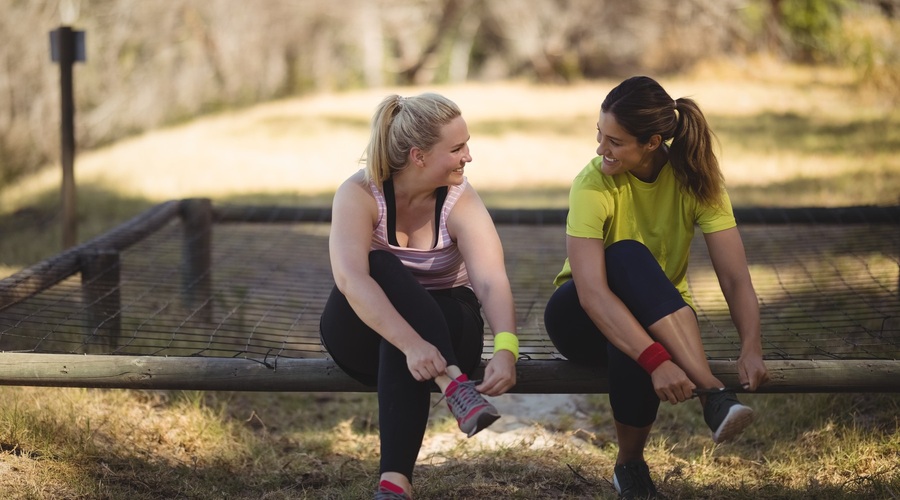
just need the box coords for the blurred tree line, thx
[0,0,897,188]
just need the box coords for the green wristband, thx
[493,331,519,359]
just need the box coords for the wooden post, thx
[50,26,85,250]
[80,249,121,352]
[180,198,213,322]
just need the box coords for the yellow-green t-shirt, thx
[553,156,736,308]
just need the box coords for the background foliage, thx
[1,0,898,188]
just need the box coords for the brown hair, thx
[601,76,725,207]
[364,93,461,185]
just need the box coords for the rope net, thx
[0,206,898,364]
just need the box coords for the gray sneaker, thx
[703,388,755,444]
[613,460,659,499]
[444,374,500,437]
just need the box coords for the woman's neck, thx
[632,146,669,183]
[390,172,436,208]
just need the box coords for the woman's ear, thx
[409,147,425,167]
[646,134,663,151]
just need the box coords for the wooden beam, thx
[0,200,182,311]
[210,204,900,225]
[0,354,897,393]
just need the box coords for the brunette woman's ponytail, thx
[602,76,725,207]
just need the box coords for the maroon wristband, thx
[637,342,672,374]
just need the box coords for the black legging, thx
[319,250,484,480]
[543,239,689,427]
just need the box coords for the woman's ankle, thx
[435,366,464,393]
[379,472,411,494]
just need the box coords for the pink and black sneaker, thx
[444,374,500,437]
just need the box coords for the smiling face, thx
[420,116,472,185]
[596,111,659,181]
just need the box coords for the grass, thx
[1,61,900,498]
[0,388,897,498]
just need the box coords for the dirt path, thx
[419,393,598,461]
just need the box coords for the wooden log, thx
[213,205,332,223]
[0,354,897,393]
[209,204,900,225]
[733,205,900,224]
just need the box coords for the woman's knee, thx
[604,240,657,277]
[368,250,421,291]
[603,240,686,328]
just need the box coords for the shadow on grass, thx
[18,392,893,499]
[728,168,900,207]
[711,111,900,156]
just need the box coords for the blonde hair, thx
[363,93,461,185]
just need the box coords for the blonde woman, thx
[320,93,519,499]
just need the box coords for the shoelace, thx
[691,384,749,398]
[432,378,483,412]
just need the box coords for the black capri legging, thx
[319,250,485,480]
[543,239,689,427]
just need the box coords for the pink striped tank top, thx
[369,178,470,290]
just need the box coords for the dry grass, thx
[1,387,897,499]
[1,61,900,498]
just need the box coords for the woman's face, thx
[422,116,472,185]
[596,111,656,180]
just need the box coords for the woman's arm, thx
[567,235,656,358]
[449,185,517,395]
[567,235,694,402]
[329,173,448,381]
[704,227,769,390]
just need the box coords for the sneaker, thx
[374,480,411,500]
[703,388,755,444]
[613,460,659,499]
[444,374,500,437]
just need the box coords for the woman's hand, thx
[650,361,696,404]
[403,339,447,382]
[737,349,769,391]
[476,350,517,396]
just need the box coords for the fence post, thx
[50,25,86,249]
[80,249,121,351]
[180,198,213,322]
